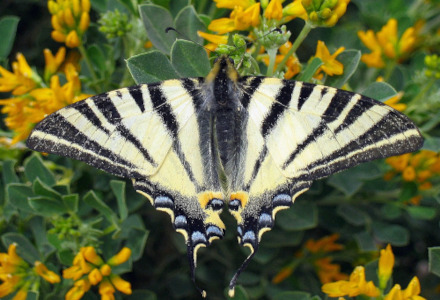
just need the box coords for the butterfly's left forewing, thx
[27,78,226,281]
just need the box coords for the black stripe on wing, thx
[26,113,143,178]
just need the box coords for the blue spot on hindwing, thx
[174,215,187,228]
[154,195,174,208]
[206,226,223,237]
[258,213,272,227]
[272,194,291,206]
[191,231,207,244]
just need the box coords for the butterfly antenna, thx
[165,27,215,55]
[228,246,258,297]
[187,246,207,298]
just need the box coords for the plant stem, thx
[266,48,278,76]
[78,44,101,94]
[275,21,312,74]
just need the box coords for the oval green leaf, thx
[171,40,211,77]
[139,4,175,53]
[174,6,205,44]
[361,81,397,102]
[297,57,323,82]
[0,16,19,60]
[2,233,40,263]
[127,51,179,84]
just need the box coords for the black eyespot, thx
[208,198,224,211]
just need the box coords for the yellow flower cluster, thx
[0,244,60,300]
[322,244,426,299]
[48,0,90,48]
[358,18,418,68]
[385,150,440,204]
[63,246,132,300]
[207,0,350,35]
[0,49,89,144]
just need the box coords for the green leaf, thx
[380,203,402,220]
[354,231,377,251]
[28,196,69,216]
[328,162,382,196]
[62,194,79,212]
[1,233,40,263]
[429,247,440,277]
[169,0,190,17]
[110,180,128,220]
[336,204,368,226]
[174,6,205,44]
[0,16,19,60]
[325,50,361,88]
[274,291,311,300]
[121,215,149,260]
[171,40,211,77]
[6,183,34,212]
[372,221,409,246]
[2,159,19,184]
[33,178,61,200]
[24,154,56,186]
[227,286,249,300]
[399,182,418,202]
[422,137,440,152]
[277,202,317,231]
[87,44,106,73]
[361,82,397,102]
[298,57,323,82]
[126,290,157,300]
[127,51,179,84]
[83,191,119,226]
[406,206,436,220]
[139,4,176,53]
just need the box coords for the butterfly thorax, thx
[205,56,247,193]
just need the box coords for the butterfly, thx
[26,55,423,297]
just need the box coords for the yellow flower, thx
[384,277,426,300]
[378,244,394,289]
[208,3,260,34]
[322,266,380,297]
[110,275,132,294]
[283,0,308,21]
[214,0,255,9]
[302,0,350,27]
[0,244,59,299]
[0,53,39,95]
[264,0,283,20]
[385,151,440,203]
[384,92,407,112]
[65,279,91,300]
[198,31,228,52]
[403,277,425,300]
[262,42,302,79]
[44,47,66,80]
[48,0,90,48]
[315,257,348,284]
[313,40,345,79]
[107,247,131,266]
[64,247,132,300]
[358,18,418,68]
[34,261,61,284]
[305,234,344,253]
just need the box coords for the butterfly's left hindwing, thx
[27,78,226,277]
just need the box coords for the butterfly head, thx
[206,55,240,107]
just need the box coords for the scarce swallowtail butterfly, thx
[26,55,423,297]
